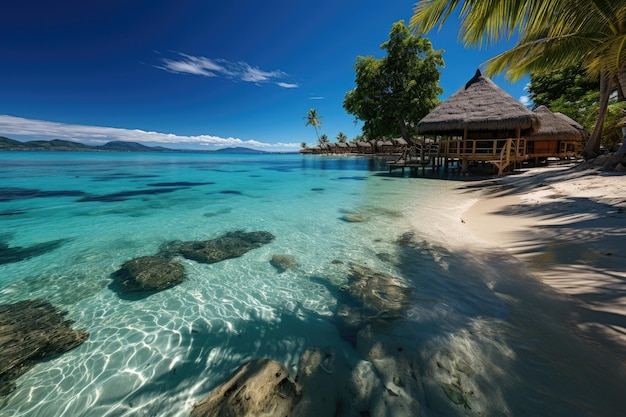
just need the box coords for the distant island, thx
[0,136,275,154]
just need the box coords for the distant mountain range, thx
[0,136,270,154]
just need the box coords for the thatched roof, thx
[529,106,589,141]
[417,69,540,135]
[392,137,409,146]
[556,112,590,140]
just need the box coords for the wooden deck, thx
[389,138,527,175]
[441,138,526,175]
[388,141,441,174]
[388,157,432,174]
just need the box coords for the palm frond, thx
[410,0,462,34]
[485,34,599,80]
[459,0,535,47]
[584,34,626,76]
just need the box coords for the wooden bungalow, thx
[299,147,315,154]
[347,142,359,153]
[417,69,540,174]
[336,142,349,154]
[376,140,395,154]
[526,105,588,161]
[357,141,374,154]
[391,137,409,154]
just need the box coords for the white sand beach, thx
[460,163,626,360]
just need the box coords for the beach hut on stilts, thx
[526,105,589,163]
[417,69,540,175]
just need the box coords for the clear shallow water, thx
[0,152,624,417]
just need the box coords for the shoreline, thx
[459,165,626,360]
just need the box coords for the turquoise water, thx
[0,152,624,416]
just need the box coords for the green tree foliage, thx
[301,142,307,149]
[303,108,323,141]
[528,65,599,129]
[527,64,626,150]
[603,101,626,151]
[411,0,626,157]
[318,134,329,146]
[343,21,444,141]
[336,132,348,143]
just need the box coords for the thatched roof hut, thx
[555,111,590,140]
[417,69,539,136]
[528,106,588,141]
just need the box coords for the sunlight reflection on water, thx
[0,153,624,417]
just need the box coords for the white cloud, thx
[0,115,300,150]
[519,95,530,106]
[157,53,225,77]
[277,82,299,89]
[241,65,284,83]
[159,60,216,77]
[156,52,297,88]
[309,96,324,100]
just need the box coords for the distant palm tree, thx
[411,0,626,157]
[336,132,348,143]
[317,133,329,145]
[304,108,323,142]
[301,142,307,149]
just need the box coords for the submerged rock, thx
[0,299,88,402]
[291,347,349,417]
[396,231,417,246]
[110,255,185,296]
[164,231,275,264]
[270,254,298,272]
[336,263,411,344]
[376,252,395,263]
[190,348,357,417]
[190,359,299,417]
[340,213,366,223]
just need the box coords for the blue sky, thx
[0,1,529,151]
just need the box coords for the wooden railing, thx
[441,138,526,160]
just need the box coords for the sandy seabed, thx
[460,164,626,360]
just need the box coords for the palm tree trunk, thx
[583,71,613,159]
[615,67,626,154]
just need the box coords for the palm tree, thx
[336,132,348,143]
[318,134,329,146]
[410,0,626,158]
[304,108,323,142]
